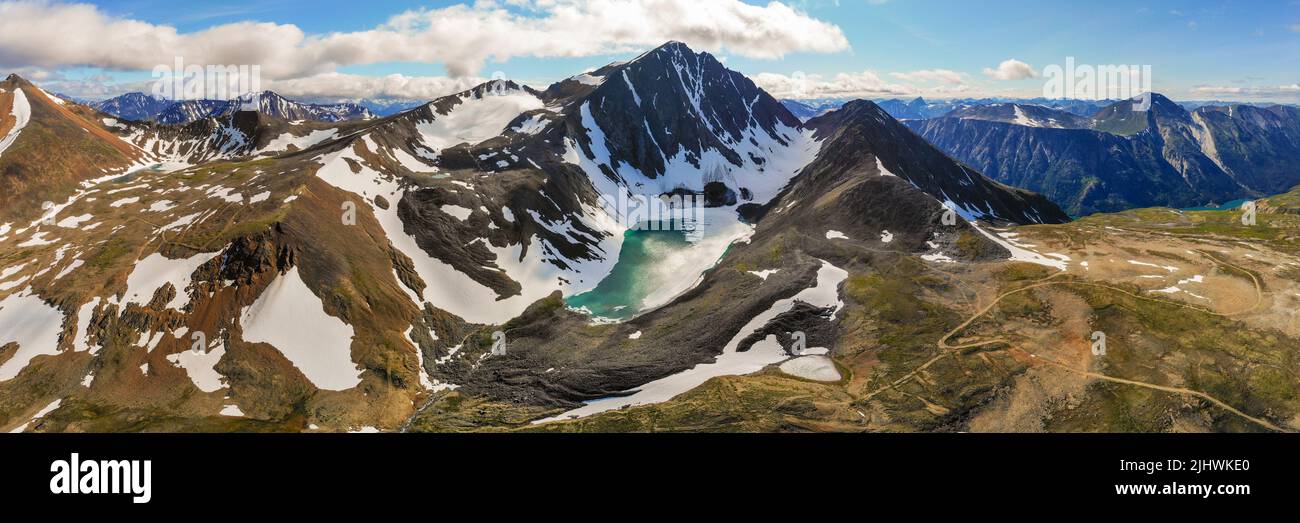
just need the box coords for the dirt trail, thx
[1025,350,1288,433]
[864,249,1273,430]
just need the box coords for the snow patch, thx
[440,204,473,221]
[159,212,201,232]
[119,252,218,310]
[875,156,897,177]
[0,262,28,281]
[1128,260,1179,273]
[70,298,99,352]
[511,114,549,135]
[921,253,957,263]
[110,196,141,208]
[240,267,360,391]
[261,128,339,154]
[0,290,66,381]
[166,342,226,393]
[416,86,543,154]
[0,88,31,159]
[971,224,1067,270]
[571,73,605,86]
[56,214,93,228]
[779,355,841,381]
[52,259,84,282]
[8,398,61,433]
[17,232,55,247]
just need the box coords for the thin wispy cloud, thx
[754,69,973,99]
[890,69,967,85]
[1192,84,1300,99]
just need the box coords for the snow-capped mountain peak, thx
[94,90,375,124]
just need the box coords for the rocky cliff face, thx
[570,42,802,189]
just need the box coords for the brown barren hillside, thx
[0,75,142,220]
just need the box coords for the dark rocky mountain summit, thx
[805,100,1069,225]
[573,41,803,187]
[154,98,231,125]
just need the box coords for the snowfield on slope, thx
[970,223,1068,270]
[0,288,66,381]
[8,398,61,433]
[416,83,544,155]
[315,138,623,325]
[568,100,821,208]
[0,88,31,159]
[116,252,219,310]
[780,355,841,381]
[260,128,339,155]
[240,266,361,391]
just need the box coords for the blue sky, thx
[6,0,1299,102]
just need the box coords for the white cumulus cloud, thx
[982,59,1038,81]
[0,0,849,80]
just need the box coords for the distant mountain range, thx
[781,93,1300,216]
[299,97,427,117]
[940,103,1094,129]
[783,97,1115,122]
[906,94,1300,215]
[783,95,1295,124]
[90,91,380,124]
[91,92,174,121]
